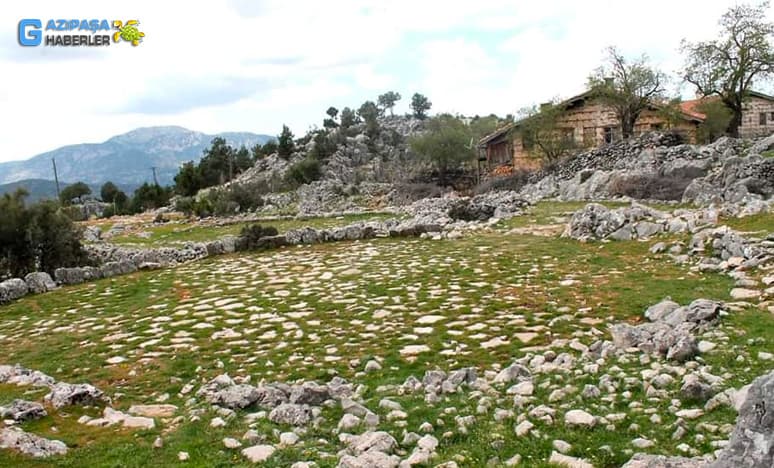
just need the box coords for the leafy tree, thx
[277,125,295,158]
[309,130,339,161]
[696,100,734,143]
[377,91,402,116]
[59,181,91,204]
[29,201,89,275]
[129,183,171,213]
[588,46,666,139]
[655,98,691,130]
[357,101,381,139]
[0,190,88,277]
[100,181,119,203]
[100,181,128,215]
[234,146,252,174]
[681,2,774,137]
[324,107,339,129]
[0,189,33,276]
[174,161,203,197]
[517,102,578,163]
[469,114,504,141]
[253,140,278,160]
[198,137,235,186]
[410,93,432,119]
[409,114,473,184]
[340,107,358,130]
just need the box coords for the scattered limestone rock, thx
[44,382,104,409]
[564,410,596,428]
[0,400,47,422]
[548,450,594,468]
[0,427,67,458]
[268,403,312,426]
[242,444,276,463]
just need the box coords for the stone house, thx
[680,91,774,139]
[479,90,774,171]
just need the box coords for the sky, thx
[0,0,770,163]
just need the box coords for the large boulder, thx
[0,399,47,422]
[0,427,67,458]
[23,272,57,294]
[709,370,774,468]
[621,453,704,467]
[44,383,105,409]
[0,278,29,303]
[289,382,331,406]
[208,384,261,409]
[268,403,312,426]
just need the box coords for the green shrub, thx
[60,205,87,222]
[0,191,89,277]
[284,157,322,187]
[239,224,279,250]
[473,171,532,194]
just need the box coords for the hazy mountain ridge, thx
[0,126,273,187]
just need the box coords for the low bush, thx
[285,157,322,187]
[239,224,279,250]
[473,170,532,194]
[389,182,443,205]
[609,172,699,201]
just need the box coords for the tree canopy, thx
[681,1,774,137]
[588,46,666,139]
[59,182,91,205]
[0,190,88,277]
[410,93,432,119]
[409,114,473,184]
[517,101,578,162]
[377,91,401,116]
[277,125,295,158]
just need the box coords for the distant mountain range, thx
[0,126,273,194]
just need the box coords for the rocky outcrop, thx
[0,399,47,422]
[708,370,774,468]
[44,382,105,409]
[518,132,774,206]
[609,299,723,362]
[0,428,67,458]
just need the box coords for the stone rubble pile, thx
[518,132,774,206]
[688,225,774,273]
[0,364,110,459]
[563,203,718,242]
[609,299,724,362]
[402,191,530,224]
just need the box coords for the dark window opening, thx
[760,112,767,126]
[603,127,616,144]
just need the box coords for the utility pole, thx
[151,167,159,186]
[52,157,61,201]
[228,151,233,182]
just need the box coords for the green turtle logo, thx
[112,20,144,46]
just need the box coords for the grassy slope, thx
[0,204,771,467]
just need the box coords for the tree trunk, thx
[726,109,743,138]
[621,114,637,140]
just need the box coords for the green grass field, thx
[1,203,772,467]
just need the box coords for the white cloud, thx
[0,0,771,163]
